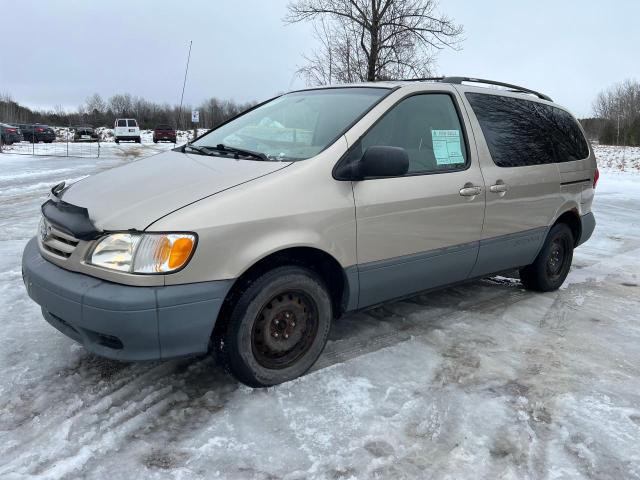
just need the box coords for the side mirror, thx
[354,145,409,179]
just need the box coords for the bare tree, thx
[593,79,640,146]
[285,0,463,84]
[85,93,106,114]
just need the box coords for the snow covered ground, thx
[0,144,639,479]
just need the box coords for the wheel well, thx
[554,210,581,246]
[213,247,348,339]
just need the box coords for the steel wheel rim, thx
[547,236,569,279]
[251,290,319,369]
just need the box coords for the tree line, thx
[582,79,640,146]
[0,92,256,130]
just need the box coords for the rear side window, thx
[117,120,126,127]
[548,108,590,162]
[466,93,589,167]
[127,120,137,127]
[359,93,468,174]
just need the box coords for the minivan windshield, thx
[192,87,389,161]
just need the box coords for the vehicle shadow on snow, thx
[1,273,540,474]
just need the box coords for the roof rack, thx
[441,77,553,102]
[391,76,445,82]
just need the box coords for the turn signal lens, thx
[169,237,195,269]
[89,233,196,274]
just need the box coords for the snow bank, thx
[593,144,640,173]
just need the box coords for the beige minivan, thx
[22,77,597,387]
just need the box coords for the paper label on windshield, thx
[431,130,464,165]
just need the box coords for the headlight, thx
[88,233,196,274]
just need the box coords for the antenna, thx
[178,40,193,131]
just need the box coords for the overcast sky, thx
[1,0,637,117]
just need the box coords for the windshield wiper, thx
[182,144,211,155]
[211,144,271,161]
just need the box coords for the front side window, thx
[193,88,389,161]
[355,93,468,175]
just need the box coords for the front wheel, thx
[520,223,574,292]
[215,266,333,387]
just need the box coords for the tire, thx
[115,138,120,144]
[136,137,141,144]
[520,223,574,292]
[153,139,158,144]
[215,266,333,387]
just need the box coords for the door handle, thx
[489,184,509,193]
[459,185,482,197]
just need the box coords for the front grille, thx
[42,223,79,259]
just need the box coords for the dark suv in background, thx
[20,124,55,143]
[153,124,177,143]
[73,126,99,142]
[0,123,23,145]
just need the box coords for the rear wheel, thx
[115,138,120,144]
[215,266,332,387]
[136,137,141,143]
[520,223,574,292]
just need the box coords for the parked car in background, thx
[0,123,23,145]
[73,126,99,142]
[22,78,597,387]
[153,124,176,143]
[20,124,55,143]
[114,118,141,143]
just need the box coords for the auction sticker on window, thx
[431,130,464,165]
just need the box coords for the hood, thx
[62,150,291,231]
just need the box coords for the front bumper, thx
[22,237,232,361]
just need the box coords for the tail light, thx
[593,167,599,189]
[36,128,44,133]
[7,128,16,133]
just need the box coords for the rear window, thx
[466,93,589,167]
[127,120,137,127]
[117,120,126,127]
[156,125,173,130]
